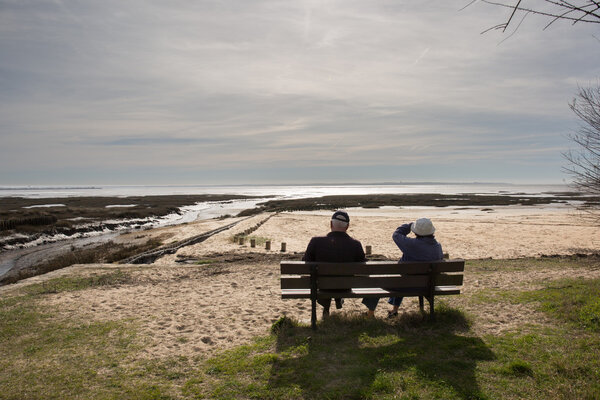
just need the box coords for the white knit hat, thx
[411,218,435,236]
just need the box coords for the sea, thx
[0,182,570,199]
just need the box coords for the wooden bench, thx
[280,260,465,329]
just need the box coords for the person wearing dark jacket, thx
[362,217,443,318]
[302,210,366,317]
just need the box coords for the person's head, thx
[411,218,435,237]
[330,210,350,232]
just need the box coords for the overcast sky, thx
[1,0,599,185]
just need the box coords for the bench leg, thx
[311,299,317,330]
[419,296,424,312]
[429,296,435,321]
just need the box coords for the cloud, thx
[1,0,599,184]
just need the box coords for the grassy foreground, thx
[1,258,599,399]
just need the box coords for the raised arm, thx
[392,223,413,252]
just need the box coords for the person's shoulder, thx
[310,235,329,241]
[307,235,329,246]
[346,235,363,246]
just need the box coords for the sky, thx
[1,0,600,186]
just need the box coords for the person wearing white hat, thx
[362,217,443,318]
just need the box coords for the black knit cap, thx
[331,210,349,223]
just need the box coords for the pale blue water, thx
[0,183,571,199]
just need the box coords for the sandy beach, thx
[149,204,600,262]
[2,205,599,360]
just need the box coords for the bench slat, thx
[433,261,465,273]
[281,275,433,289]
[281,287,462,299]
[434,274,464,286]
[318,275,428,289]
[434,286,462,295]
[281,276,311,289]
[316,263,429,275]
[281,260,464,275]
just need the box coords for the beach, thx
[3,203,599,360]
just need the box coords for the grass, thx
[1,257,599,399]
[517,278,600,332]
[23,270,134,296]
[237,193,599,216]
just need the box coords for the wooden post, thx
[238,237,244,245]
[250,238,256,248]
[280,242,286,252]
[265,240,271,250]
[365,245,372,255]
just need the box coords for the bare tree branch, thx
[476,0,600,29]
[563,86,600,219]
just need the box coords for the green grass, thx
[22,270,134,296]
[517,278,600,332]
[1,257,599,399]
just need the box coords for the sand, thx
[1,205,599,359]
[155,204,600,263]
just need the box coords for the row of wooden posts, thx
[237,237,372,255]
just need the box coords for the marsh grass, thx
[1,258,600,399]
[0,239,162,285]
[238,193,599,216]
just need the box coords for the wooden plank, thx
[317,262,430,275]
[282,287,461,299]
[281,262,311,274]
[434,286,462,295]
[281,260,465,275]
[317,287,426,298]
[433,261,465,273]
[434,274,464,286]
[318,275,428,289]
[281,276,311,289]
[281,289,311,298]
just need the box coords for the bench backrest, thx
[281,260,464,290]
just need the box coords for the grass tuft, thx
[502,360,534,377]
[23,270,134,295]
